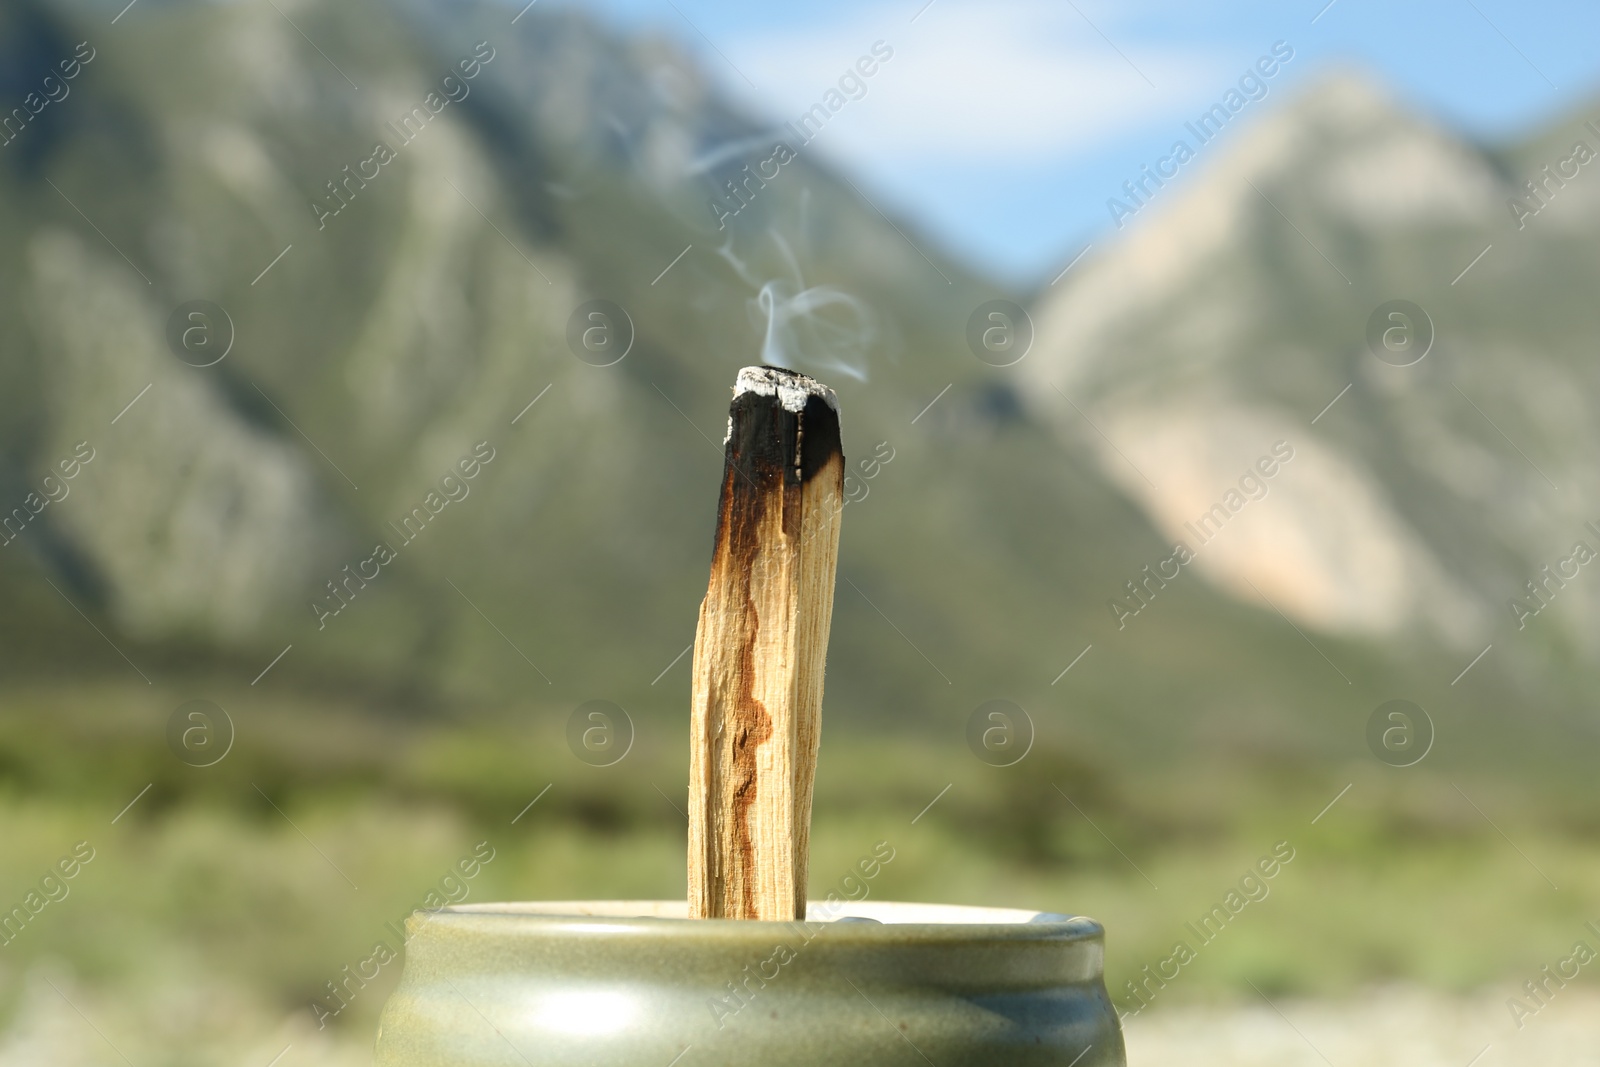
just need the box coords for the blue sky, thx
[575,0,1600,287]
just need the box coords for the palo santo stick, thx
[688,366,844,921]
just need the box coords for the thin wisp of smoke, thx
[720,231,877,382]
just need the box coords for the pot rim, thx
[412,900,1104,943]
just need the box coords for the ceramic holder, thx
[376,900,1126,1065]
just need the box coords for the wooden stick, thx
[688,366,844,920]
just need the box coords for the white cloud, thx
[729,0,1218,164]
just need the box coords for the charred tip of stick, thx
[732,365,839,414]
[726,367,842,488]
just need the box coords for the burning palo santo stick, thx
[688,366,844,921]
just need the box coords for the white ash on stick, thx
[688,366,844,921]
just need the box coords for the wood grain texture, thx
[688,367,843,920]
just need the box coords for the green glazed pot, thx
[375,900,1126,1066]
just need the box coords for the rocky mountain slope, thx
[0,1,1591,779]
[1029,71,1600,701]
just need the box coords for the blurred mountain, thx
[1028,70,1600,699]
[0,0,1133,709]
[0,1,1591,778]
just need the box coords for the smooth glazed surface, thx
[375,900,1126,1066]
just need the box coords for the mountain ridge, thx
[1030,66,1600,669]
[0,2,1593,780]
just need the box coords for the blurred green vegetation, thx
[1,680,1595,1044]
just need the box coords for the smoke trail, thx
[686,132,788,176]
[719,231,878,382]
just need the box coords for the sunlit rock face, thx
[29,232,331,641]
[1089,402,1482,643]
